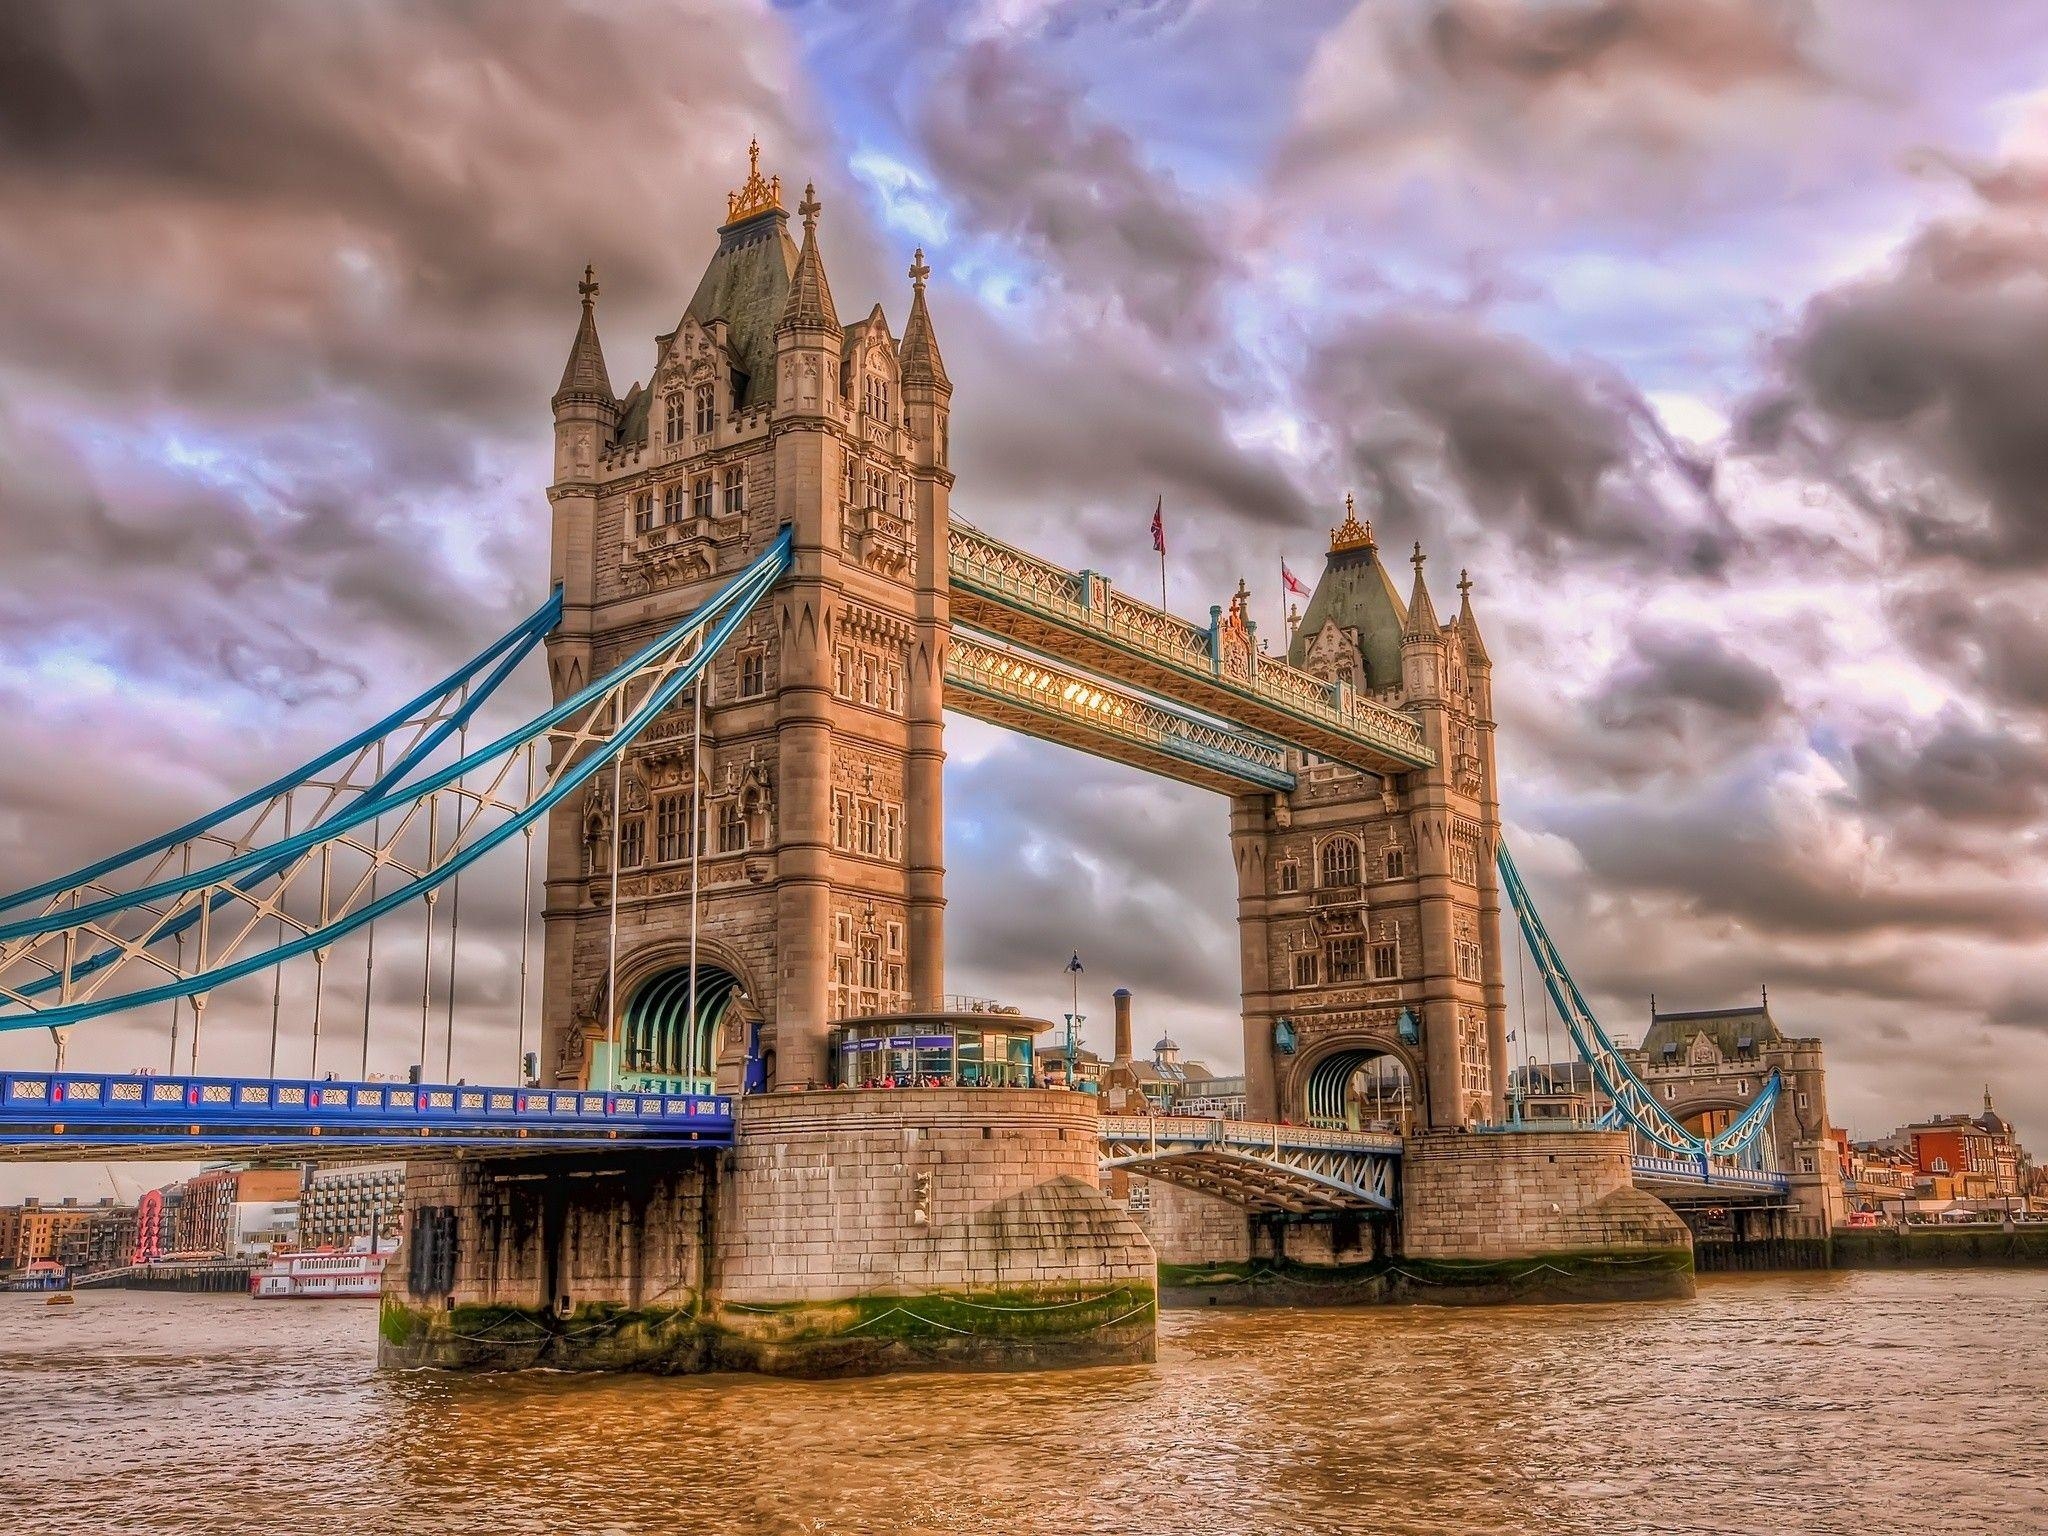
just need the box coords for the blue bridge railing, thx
[0,1071,734,1154]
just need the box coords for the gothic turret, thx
[777,183,841,338]
[1400,542,1445,701]
[553,265,616,415]
[1455,568,1491,670]
[899,248,950,394]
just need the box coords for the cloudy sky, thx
[3,0,2046,1197]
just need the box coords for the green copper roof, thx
[1286,543,1410,691]
[683,206,799,410]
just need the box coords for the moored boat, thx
[250,1241,390,1299]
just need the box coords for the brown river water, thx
[2,1270,2042,1536]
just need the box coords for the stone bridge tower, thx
[539,145,952,1093]
[1236,500,1507,1130]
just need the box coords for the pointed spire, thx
[1456,567,1491,666]
[777,182,840,337]
[1403,541,1441,640]
[553,263,615,409]
[900,247,950,391]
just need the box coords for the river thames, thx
[4,1270,2042,1536]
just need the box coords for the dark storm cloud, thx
[1850,715,2048,829]
[1740,151,2048,570]
[914,40,1234,343]
[1885,586,2048,718]
[1303,311,1735,569]
[1278,0,1844,220]
[944,740,1239,1013]
[1593,623,1786,729]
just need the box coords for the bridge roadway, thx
[0,1072,1783,1217]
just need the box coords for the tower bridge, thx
[0,144,1807,1373]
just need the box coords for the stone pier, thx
[1394,1128,1694,1301]
[379,1088,1156,1377]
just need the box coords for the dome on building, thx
[1153,1035,1179,1054]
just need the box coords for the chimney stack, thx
[1113,988,1133,1064]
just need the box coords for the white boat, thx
[250,1241,390,1299]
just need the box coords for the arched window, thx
[1319,836,1359,888]
[694,383,715,435]
[665,392,686,443]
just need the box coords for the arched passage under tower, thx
[1297,1045,1418,1135]
[613,963,746,1096]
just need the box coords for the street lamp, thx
[1063,953,1085,1090]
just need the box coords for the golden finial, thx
[726,137,784,223]
[1329,491,1376,553]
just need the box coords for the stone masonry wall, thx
[716,1088,1154,1301]
[1401,1129,1692,1261]
[1126,1177,1252,1268]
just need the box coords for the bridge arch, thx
[613,940,759,1095]
[1285,1037,1420,1133]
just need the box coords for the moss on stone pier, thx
[1160,1247,1694,1308]
[378,1281,1158,1376]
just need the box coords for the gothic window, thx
[858,939,881,990]
[834,912,853,948]
[884,661,902,715]
[738,651,765,699]
[662,482,686,524]
[858,655,878,706]
[842,451,858,508]
[1371,941,1399,980]
[724,475,746,518]
[1454,940,1482,981]
[895,477,910,518]
[1326,937,1365,982]
[1384,846,1406,880]
[718,801,746,853]
[885,963,904,994]
[1276,861,1299,894]
[1319,836,1360,888]
[833,648,852,700]
[830,791,849,849]
[692,474,714,521]
[1292,952,1317,988]
[693,383,715,436]
[1450,837,1478,885]
[864,373,891,422]
[856,800,879,857]
[665,393,686,443]
[653,794,689,864]
[881,803,901,860]
[864,467,888,510]
[886,921,904,956]
[618,816,645,870]
[632,491,655,535]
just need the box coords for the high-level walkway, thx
[947,521,1433,777]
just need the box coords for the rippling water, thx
[6,1271,2044,1535]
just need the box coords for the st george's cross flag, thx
[1281,560,1311,599]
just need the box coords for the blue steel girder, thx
[947,520,1433,777]
[944,631,1296,794]
[0,529,794,1031]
